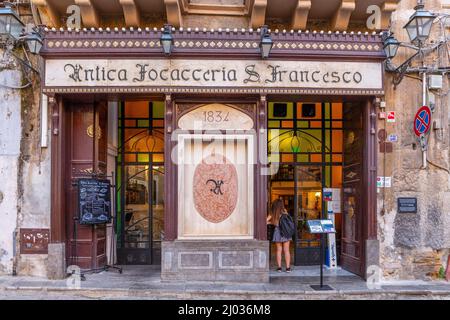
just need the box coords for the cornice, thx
[41,27,385,60]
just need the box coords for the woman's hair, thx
[271,198,285,226]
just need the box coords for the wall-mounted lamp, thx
[383,0,449,170]
[259,25,273,59]
[0,2,24,43]
[25,29,43,55]
[382,0,447,86]
[0,2,43,77]
[160,24,173,55]
[382,34,400,60]
[404,1,436,45]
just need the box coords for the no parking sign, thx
[414,106,431,137]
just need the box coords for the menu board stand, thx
[71,172,122,280]
[307,220,336,291]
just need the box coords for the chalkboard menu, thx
[78,178,112,224]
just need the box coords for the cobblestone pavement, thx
[1,266,449,300]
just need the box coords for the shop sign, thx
[45,59,383,90]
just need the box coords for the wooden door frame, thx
[50,93,378,276]
[340,98,378,278]
[163,97,267,241]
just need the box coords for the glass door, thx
[295,166,322,265]
[151,166,165,264]
[117,100,165,265]
[122,165,152,263]
[267,101,344,267]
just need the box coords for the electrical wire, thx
[427,159,450,173]
[0,81,31,89]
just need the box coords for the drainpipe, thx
[422,72,427,169]
[12,231,17,276]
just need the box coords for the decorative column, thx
[47,94,66,279]
[255,95,268,240]
[364,98,379,279]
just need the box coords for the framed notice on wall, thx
[78,178,112,224]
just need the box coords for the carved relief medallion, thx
[193,154,238,223]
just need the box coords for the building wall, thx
[0,18,48,276]
[1,0,449,280]
[0,62,22,275]
[379,0,450,280]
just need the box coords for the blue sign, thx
[414,106,431,137]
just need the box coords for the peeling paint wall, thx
[0,62,22,275]
[15,62,50,277]
[0,15,49,275]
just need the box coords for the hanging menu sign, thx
[307,220,336,234]
[78,179,112,224]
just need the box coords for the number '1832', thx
[203,111,230,123]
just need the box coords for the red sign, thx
[20,228,50,254]
[414,106,431,137]
[387,111,395,122]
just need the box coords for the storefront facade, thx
[1,0,449,283]
[39,28,383,281]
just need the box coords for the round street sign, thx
[414,106,431,137]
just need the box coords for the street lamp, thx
[382,1,445,86]
[383,34,400,60]
[259,25,273,59]
[404,1,436,45]
[24,30,43,54]
[383,1,449,169]
[160,24,173,55]
[0,2,25,43]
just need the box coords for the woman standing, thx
[267,198,292,272]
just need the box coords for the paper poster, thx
[332,201,341,213]
[327,201,333,214]
[331,188,341,201]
